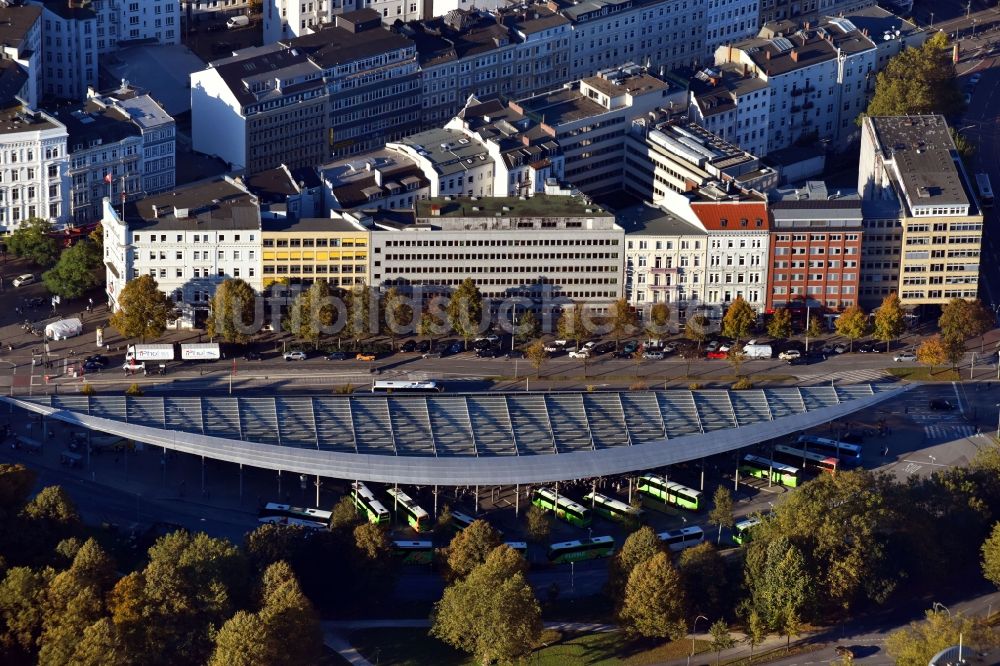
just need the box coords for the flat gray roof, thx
[617,202,707,237]
[9,384,908,485]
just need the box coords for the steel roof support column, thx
[346,397,359,454]
[384,397,397,456]
[616,393,633,445]
[578,394,596,450]
[690,392,705,434]
[540,395,558,454]
[422,397,437,457]
[762,389,774,421]
[652,393,668,438]
[725,391,740,428]
[308,397,320,449]
[461,396,479,457]
[503,395,519,455]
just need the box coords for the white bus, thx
[392,540,433,565]
[371,380,443,393]
[796,435,862,465]
[583,491,645,524]
[260,502,333,527]
[504,541,528,555]
[976,173,994,207]
[656,525,705,552]
[774,443,838,475]
[258,515,328,530]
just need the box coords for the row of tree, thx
[4,218,104,299]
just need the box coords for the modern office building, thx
[0,101,69,230]
[858,115,983,307]
[261,214,370,290]
[102,176,262,328]
[767,180,862,314]
[368,194,624,313]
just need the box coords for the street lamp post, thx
[687,615,709,666]
[930,12,934,28]
[973,19,978,40]
[995,403,1000,439]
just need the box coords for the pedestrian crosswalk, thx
[924,424,978,441]
[794,368,889,385]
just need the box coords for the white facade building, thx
[36,1,98,101]
[102,176,262,328]
[705,0,758,60]
[0,5,42,111]
[0,104,69,230]
[387,127,495,198]
[90,0,180,54]
[688,64,771,158]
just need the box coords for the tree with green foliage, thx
[646,302,671,339]
[744,536,812,630]
[0,463,37,530]
[709,619,736,664]
[557,303,586,350]
[886,609,996,666]
[618,551,687,639]
[686,314,710,351]
[109,274,175,342]
[745,609,767,663]
[330,496,361,531]
[526,339,548,378]
[8,217,60,267]
[444,519,502,581]
[206,278,257,344]
[446,278,484,349]
[525,504,550,543]
[0,566,53,661]
[346,284,376,344]
[514,310,539,344]
[708,485,734,545]
[608,526,664,607]
[431,546,541,664]
[19,486,82,560]
[864,32,963,119]
[722,296,756,343]
[726,343,746,378]
[243,523,309,575]
[804,314,823,351]
[255,561,323,665]
[873,293,906,352]
[834,305,868,351]
[780,604,802,652]
[609,298,638,349]
[208,610,269,666]
[678,542,728,620]
[283,280,336,349]
[767,308,792,339]
[43,240,102,299]
[382,286,413,349]
[72,618,126,666]
[352,522,392,563]
[981,522,1000,589]
[939,298,993,351]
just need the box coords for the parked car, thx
[401,340,417,353]
[929,399,955,411]
[356,352,377,361]
[662,342,677,353]
[476,347,500,358]
[507,349,525,359]
[706,350,728,359]
[893,351,917,362]
[643,350,665,360]
[475,334,500,343]
[778,349,801,361]
[417,340,431,353]
[705,340,720,352]
[833,343,848,354]
[243,350,262,361]
[326,351,348,360]
[544,340,567,353]
[622,341,639,355]
[473,338,493,351]
[568,348,591,359]
[85,354,108,367]
[592,341,615,355]
[283,351,307,361]
[12,274,34,287]
[447,342,463,355]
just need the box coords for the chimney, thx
[430,204,441,216]
[790,49,799,62]
[765,50,771,60]
[804,21,810,29]
[151,205,159,218]
[728,44,732,62]
[742,62,748,77]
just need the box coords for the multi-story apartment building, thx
[89,0,180,53]
[320,149,430,212]
[705,0,758,60]
[0,5,42,110]
[503,5,571,91]
[287,10,421,156]
[36,1,97,101]
[387,127,495,198]
[183,0,253,27]
[102,176,263,328]
[858,115,983,308]
[845,5,926,72]
[190,44,329,175]
[766,180,862,315]
[858,192,902,308]
[624,118,776,203]
[758,0,873,25]
[688,64,771,158]
[0,102,69,230]
[247,164,324,220]
[620,202,709,316]
[369,194,624,313]
[714,18,877,154]
[59,85,175,224]
[261,214,370,290]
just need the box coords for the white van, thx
[226,15,249,28]
[743,344,773,359]
[12,273,34,287]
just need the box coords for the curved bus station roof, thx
[6,383,910,485]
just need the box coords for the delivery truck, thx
[124,343,222,369]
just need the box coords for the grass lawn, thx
[886,366,960,381]
[348,628,711,666]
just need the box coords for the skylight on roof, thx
[771,37,794,52]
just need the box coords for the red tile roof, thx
[691,201,769,231]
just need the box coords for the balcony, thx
[649,267,678,274]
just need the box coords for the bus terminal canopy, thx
[6,384,910,486]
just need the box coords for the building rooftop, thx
[506,7,570,34]
[39,0,95,21]
[0,5,40,55]
[209,45,325,108]
[393,128,492,177]
[55,99,139,149]
[617,202,707,237]
[771,180,860,204]
[262,216,369,234]
[647,120,760,171]
[125,177,259,230]
[405,13,512,68]
[869,115,971,210]
[0,102,60,135]
[286,23,414,70]
[736,19,875,76]
[322,149,429,209]
[0,60,27,106]
[690,197,769,230]
[246,165,300,202]
[690,64,769,117]
[98,87,173,131]
[841,5,922,43]
[416,194,612,220]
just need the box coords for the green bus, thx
[732,516,762,545]
[386,488,432,532]
[637,473,702,511]
[583,491,645,524]
[392,540,433,565]
[531,487,592,528]
[547,536,615,564]
[351,482,390,524]
[740,454,800,488]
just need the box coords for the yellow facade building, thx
[260,217,371,289]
